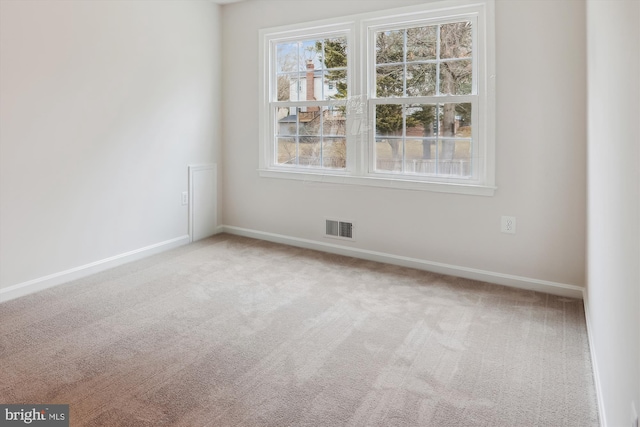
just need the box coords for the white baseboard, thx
[0,235,190,303]
[220,225,584,299]
[582,291,607,427]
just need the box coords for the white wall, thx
[0,1,221,292]
[586,1,640,426]
[221,0,587,290]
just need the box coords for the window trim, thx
[258,0,496,196]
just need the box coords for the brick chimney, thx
[306,60,315,101]
[306,60,319,111]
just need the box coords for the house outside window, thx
[259,0,495,195]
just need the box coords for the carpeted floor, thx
[0,234,599,426]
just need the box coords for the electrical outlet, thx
[501,216,516,234]
[181,191,188,206]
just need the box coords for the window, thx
[371,21,475,179]
[259,1,495,195]
[266,28,352,170]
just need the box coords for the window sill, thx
[258,169,496,196]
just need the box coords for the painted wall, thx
[221,0,587,288]
[0,1,221,290]
[586,1,640,426]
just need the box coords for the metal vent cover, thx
[325,219,353,239]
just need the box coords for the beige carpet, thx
[0,234,599,426]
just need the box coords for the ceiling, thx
[210,0,244,4]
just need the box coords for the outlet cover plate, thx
[501,216,516,234]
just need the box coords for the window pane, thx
[300,39,323,70]
[437,140,471,176]
[323,37,347,68]
[276,42,298,73]
[406,63,436,96]
[276,107,297,136]
[406,139,437,174]
[298,136,321,167]
[323,138,346,169]
[376,65,404,97]
[277,137,296,165]
[406,104,437,138]
[283,75,302,101]
[455,103,472,136]
[324,70,347,100]
[316,37,348,100]
[298,107,322,136]
[277,74,292,101]
[375,104,403,137]
[438,103,472,137]
[376,138,403,172]
[440,21,472,59]
[407,26,437,61]
[323,107,346,136]
[376,30,404,64]
[375,102,403,171]
[439,60,472,95]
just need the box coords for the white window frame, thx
[259,0,495,196]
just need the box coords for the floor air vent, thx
[326,220,354,239]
